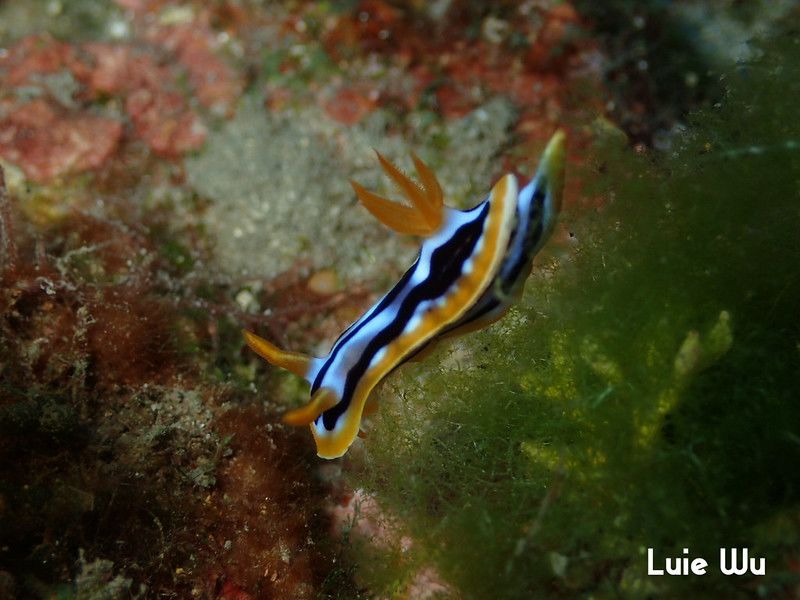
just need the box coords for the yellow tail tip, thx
[282,387,338,426]
[243,329,312,379]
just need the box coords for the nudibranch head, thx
[542,129,566,217]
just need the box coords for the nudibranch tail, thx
[283,387,338,426]
[242,329,312,380]
[351,151,444,236]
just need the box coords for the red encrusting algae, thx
[0,23,243,179]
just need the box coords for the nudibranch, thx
[244,131,566,459]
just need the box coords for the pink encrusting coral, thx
[143,18,243,115]
[0,98,122,182]
[0,23,242,180]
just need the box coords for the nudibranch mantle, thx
[244,131,566,459]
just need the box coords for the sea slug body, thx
[244,131,566,458]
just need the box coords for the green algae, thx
[0,0,128,44]
[351,31,800,599]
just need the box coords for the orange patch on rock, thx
[323,86,377,125]
[434,82,475,119]
[264,85,294,112]
[324,0,404,59]
[306,269,339,296]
